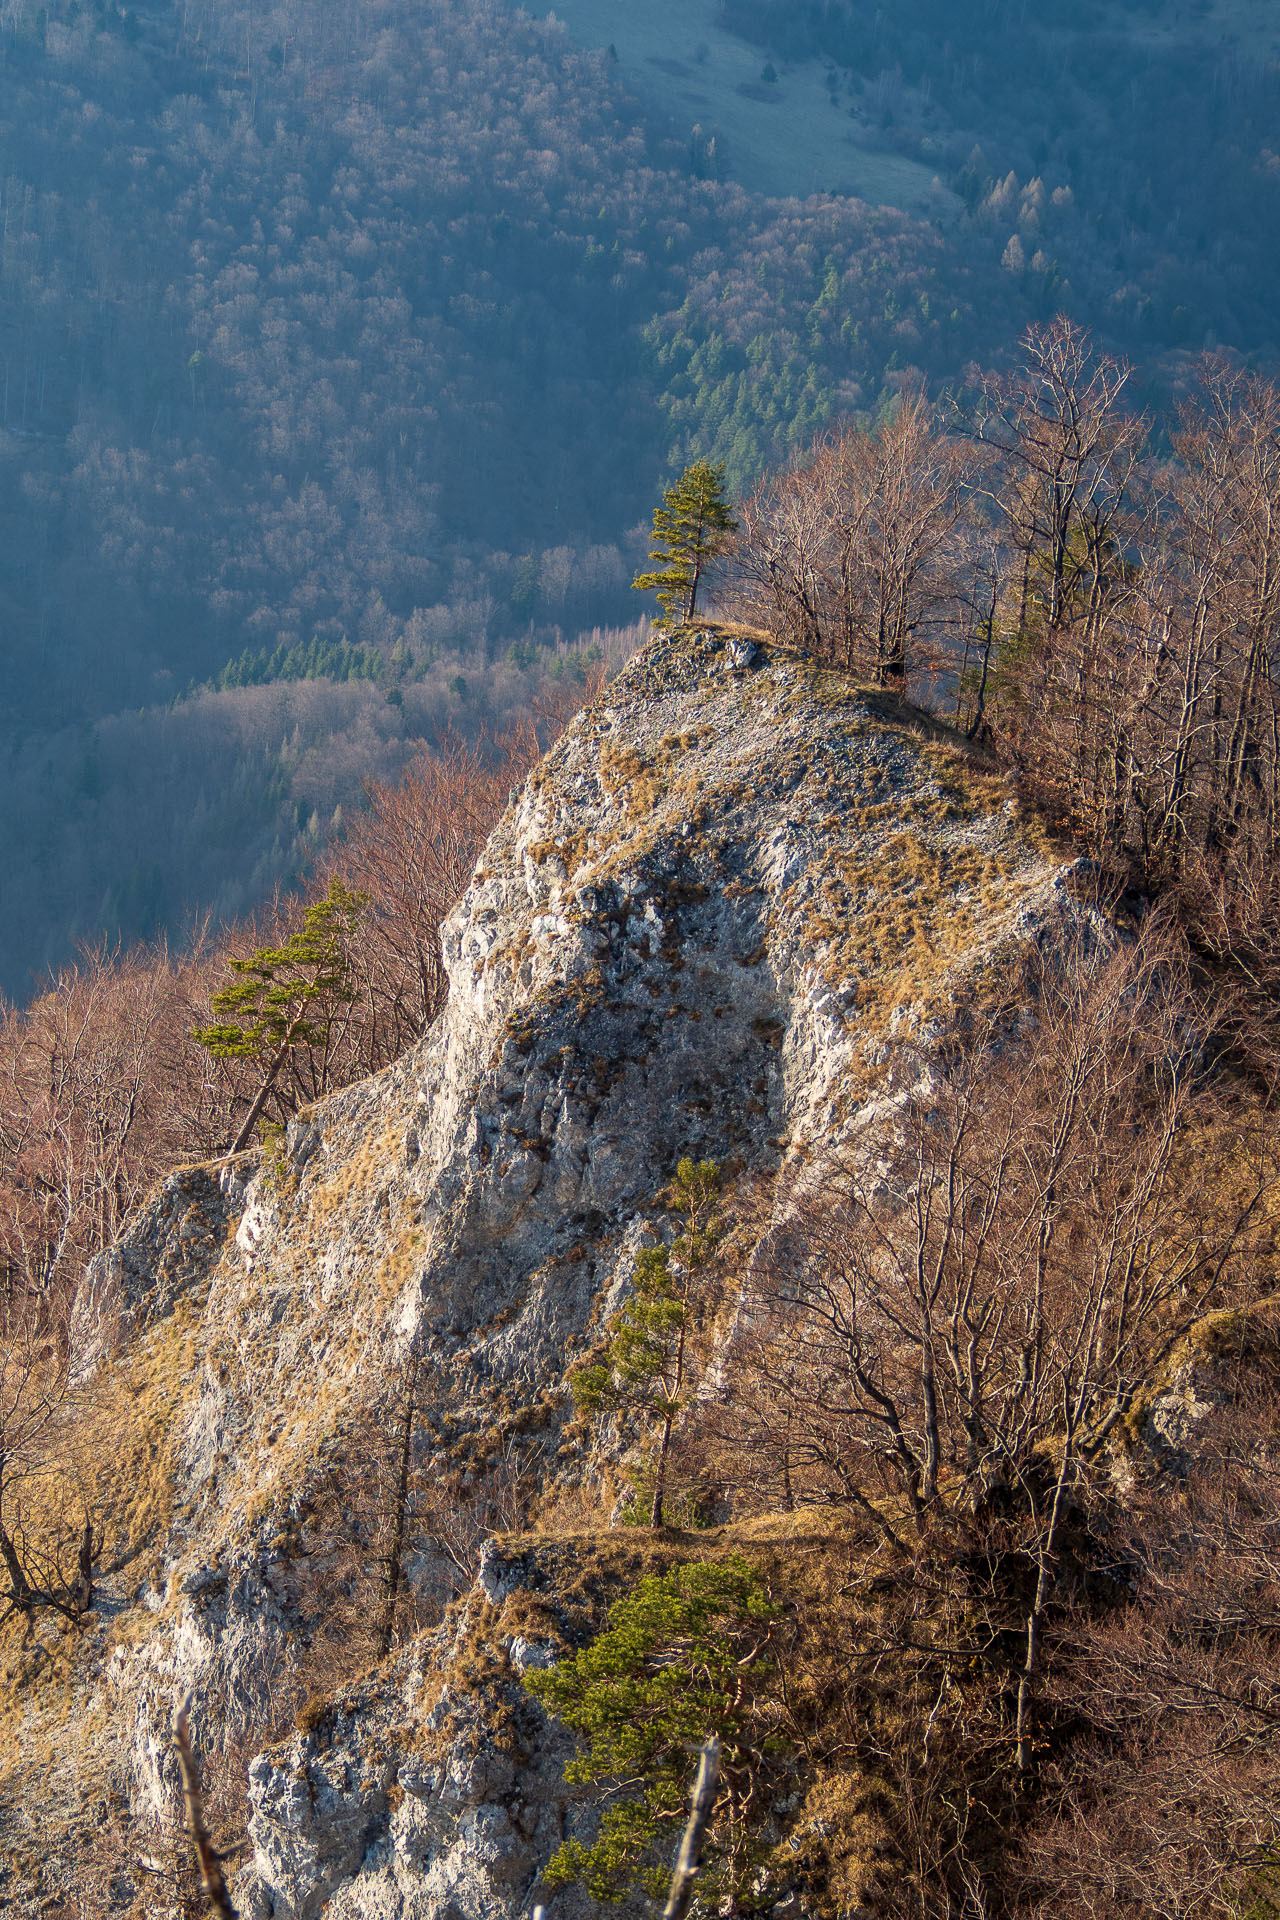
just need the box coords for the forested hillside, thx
[721,0,1280,360]
[0,0,1020,993]
[4,0,1280,994]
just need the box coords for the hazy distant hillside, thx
[0,0,1016,993]
[3,0,1279,994]
[0,626,639,989]
[718,0,1280,359]
[0,0,994,735]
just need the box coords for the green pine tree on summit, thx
[633,461,737,628]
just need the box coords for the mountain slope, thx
[0,626,1100,1914]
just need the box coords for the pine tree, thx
[524,1557,785,1909]
[193,878,364,1153]
[571,1158,719,1528]
[632,463,737,628]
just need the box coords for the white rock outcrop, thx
[2,628,1103,1915]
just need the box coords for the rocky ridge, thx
[0,625,1100,1916]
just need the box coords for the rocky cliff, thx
[0,626,1101,1917]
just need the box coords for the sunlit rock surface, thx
[1,627,1099,1916]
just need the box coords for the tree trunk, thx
[650,1412,673,1529]
[228,1038,292,1155]
[376,1355,418,1660]
[1015,1438,1074,1773]
[0,1522,35,1623]
[72,1517,94,1616]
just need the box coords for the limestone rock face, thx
[2,628,1100,1916]
[240,1550,585,1920]
[1114,1297,1280,1486]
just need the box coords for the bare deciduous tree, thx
[0,1303,97,1631]
[322,722,551,1073]
[0,689,598,1332]
[1025,1332,1280,1920]
[293,1342,547,1694]
[727,394,977,688]
[717,927,1278,1768]
[0,939,223,1309]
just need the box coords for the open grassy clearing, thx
[528,0,1280,215]
[524,0,957,210]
